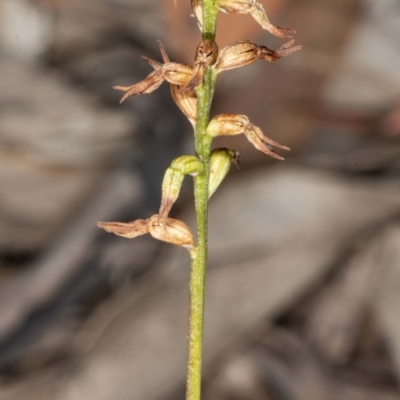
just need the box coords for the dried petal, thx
[149,215,194,248]
[243,125,290,160]
[171,85,198,126]
[113,70,164,103]
[257,40,302,62]
[157,40,170,63]
[206,114,289,160]
[97,219,149,239]
[208,148,237,198]
[191,0,203,28]
[216,0,295,38]
[215,41,258,72]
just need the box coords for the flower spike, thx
[206,114,290,160]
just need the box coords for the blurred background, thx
[1,0,400,399]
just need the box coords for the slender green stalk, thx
[186,2,218,400]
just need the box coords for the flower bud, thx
[149,215,194,249]
[159,156,204,219]
[208,148,238,198]
[170,155,204,175]
[187,40,219,89]
[97,219,149,239]
[206,114,289,160]
[216,0,295,39]
[215,41,258,73]
[196,40,219,67]
[170,85,198,126]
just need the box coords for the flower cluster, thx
[98,0,300,249]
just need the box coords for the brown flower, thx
[114,41,193,103]
[97,215,194,249]
[215,40,301,73]
[216,0,295,38]
[187,39,219,89]
[206,114,290,160]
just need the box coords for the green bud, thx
[170,155,204,176]
[208,148,238,198]
[159,156,204,219]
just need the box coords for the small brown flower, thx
[216,0,295,38]
[215,40,301,73]
[206,114,290,160]
[188,39,219,89]
[114,41,193,103]
[97,214,194,249]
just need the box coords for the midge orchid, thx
[98,1,300,399]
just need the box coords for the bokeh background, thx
[1,0,400,399]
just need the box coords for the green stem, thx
[186,2,218,400]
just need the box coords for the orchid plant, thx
[98,1,300,399]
